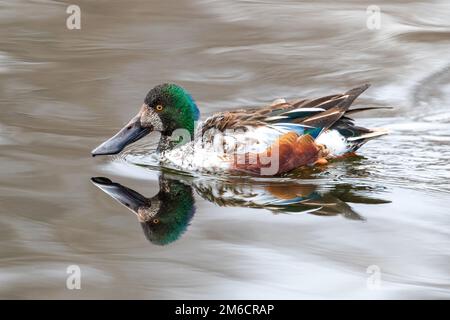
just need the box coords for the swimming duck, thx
[91,83,388,176]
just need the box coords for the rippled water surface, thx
[0,0,449,299]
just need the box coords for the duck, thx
[91,83,388,176]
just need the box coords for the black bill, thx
[91,115,151,156]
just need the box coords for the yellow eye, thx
[156,105,163,111]
[152,218,160,224]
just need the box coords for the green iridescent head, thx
[92,83,200,156]
[144,83,200,136]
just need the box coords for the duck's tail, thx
[346,128,389,143]
[345,127,389,152]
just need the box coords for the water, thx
[0,0,449,299]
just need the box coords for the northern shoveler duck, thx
[91,83,388,175]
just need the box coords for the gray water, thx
[0,0,449,299]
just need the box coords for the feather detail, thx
[279,107,326,119]
[285,107,326,114]
[265,115,290,121]
[300,84,370,132]
[345,106,393,115]
[232,132,320,175]
[346,129,389,141]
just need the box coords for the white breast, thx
[161,140,232,173]
[161,121,306,173]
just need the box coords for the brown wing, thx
[201,101,295,134]
[201,84,371,135]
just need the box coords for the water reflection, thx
[91,176,195,246]
[91,174,389,245]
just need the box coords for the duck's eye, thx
[155,105,163,112]
[152,218,160,224]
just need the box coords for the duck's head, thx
[92,83,199,156]
[91,176,196,245]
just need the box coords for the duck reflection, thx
[91,175,389,245]
[91,176,195,246]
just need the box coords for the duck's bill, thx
[91,177,148,213]
[91,114,151,156]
